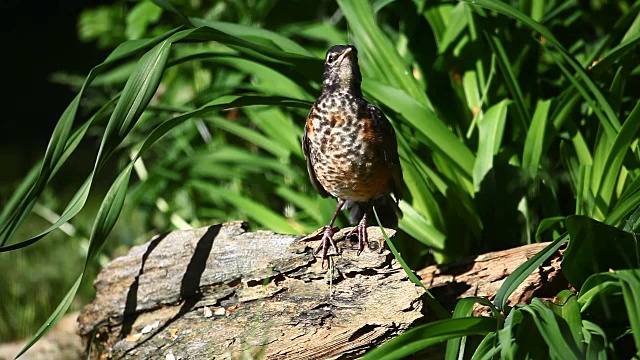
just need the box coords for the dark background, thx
[1,0,108,182]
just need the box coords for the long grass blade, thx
[473,99,509,191]
[617,270,640,352]
[362,317,498,360]
[191,180,300,234]
[337,0,432,109]
[16,163,134,356]
[494,234,567,311]
[364,80,475,179]
[595,100,640,210]
[462,0,622,139]
[522,299,583,359]
[1,40,171,251]
[445,297,500,360]
[522,99,551,177]
[13,277,82,358]
[373,207,450,319]
[485,33,530,129]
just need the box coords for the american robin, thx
[302,45,404,263]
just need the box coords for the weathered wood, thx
[74,221,567,360]
[418,242,566,315]
[77,222,424,360]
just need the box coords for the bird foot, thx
[347,216,369,256]
[313,225,340,267]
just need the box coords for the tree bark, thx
[418,242,566,316]
[77,222,424,360]
[70,222,566,360]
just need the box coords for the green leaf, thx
[582,320,609,360]
[462,0,622,139]
[498,308,525,360]
[439,3,469,54]
[0,95,80,246]
[547,291,583,349]
[473,99,509,191]
[281,21,348,45]
[617,270,640,353]
[576,165,594,216]
[188,19,312,56]
[338,0,432,110]
[578,272,622,318]
[362,317,498,360]
[1,39,171,252]
[596,100,640,210]
[166,27,321,78]
[606,175,640,226]
[15,165,134,356]
[206,116,291,158]
[373,208,450,320]
[446,297,500,360]
[563,215,639,288]
[485,33,530,130]
[535,216,565,243]
[578,270,640,356]
[126,1,162,40]
[521,299,583,359]
[470,333,500,360]
[494,234,567,311]
[245,107,304,157]
[13,277,82,358]
[275,187,324,225]
[364,80,475,180]
[398,201,446,253]
[98,39,171,163]
[88,166,134,259]
[522,99,551,177]
[0,177,92,252]
[191,180,299,234]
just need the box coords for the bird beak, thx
[336,47,352,64]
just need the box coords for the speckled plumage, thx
[302,45,403,263]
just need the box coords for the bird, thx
[302,45,404,264]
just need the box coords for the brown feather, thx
[303,105,329,198]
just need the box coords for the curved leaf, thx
[362,317,498,360]
[494,234,567,311]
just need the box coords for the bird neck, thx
[321,66,363,97]
[321,79,362,97]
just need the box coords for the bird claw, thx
[314,225,340,267]
[348,215,369,256]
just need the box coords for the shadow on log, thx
[77,222,424,359]
[70,222,566,360]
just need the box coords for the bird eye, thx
[327,54,335,63]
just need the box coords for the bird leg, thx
[314,199,346,265]
[347,212,368,255]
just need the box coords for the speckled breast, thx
[306,94,393,201]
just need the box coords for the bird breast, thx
[307,95,392,201]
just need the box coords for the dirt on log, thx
[73,222,566,360]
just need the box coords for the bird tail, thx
[345,195,402,228]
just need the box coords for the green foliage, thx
[2,0,640,358]
[564,215,640,288]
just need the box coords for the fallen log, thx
[77,222,424,360]
[418,242,566,316]
[74,222,566,359]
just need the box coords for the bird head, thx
[321,45,362,95]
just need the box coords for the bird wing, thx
[302,104,330,198]
[368,103,404,203]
